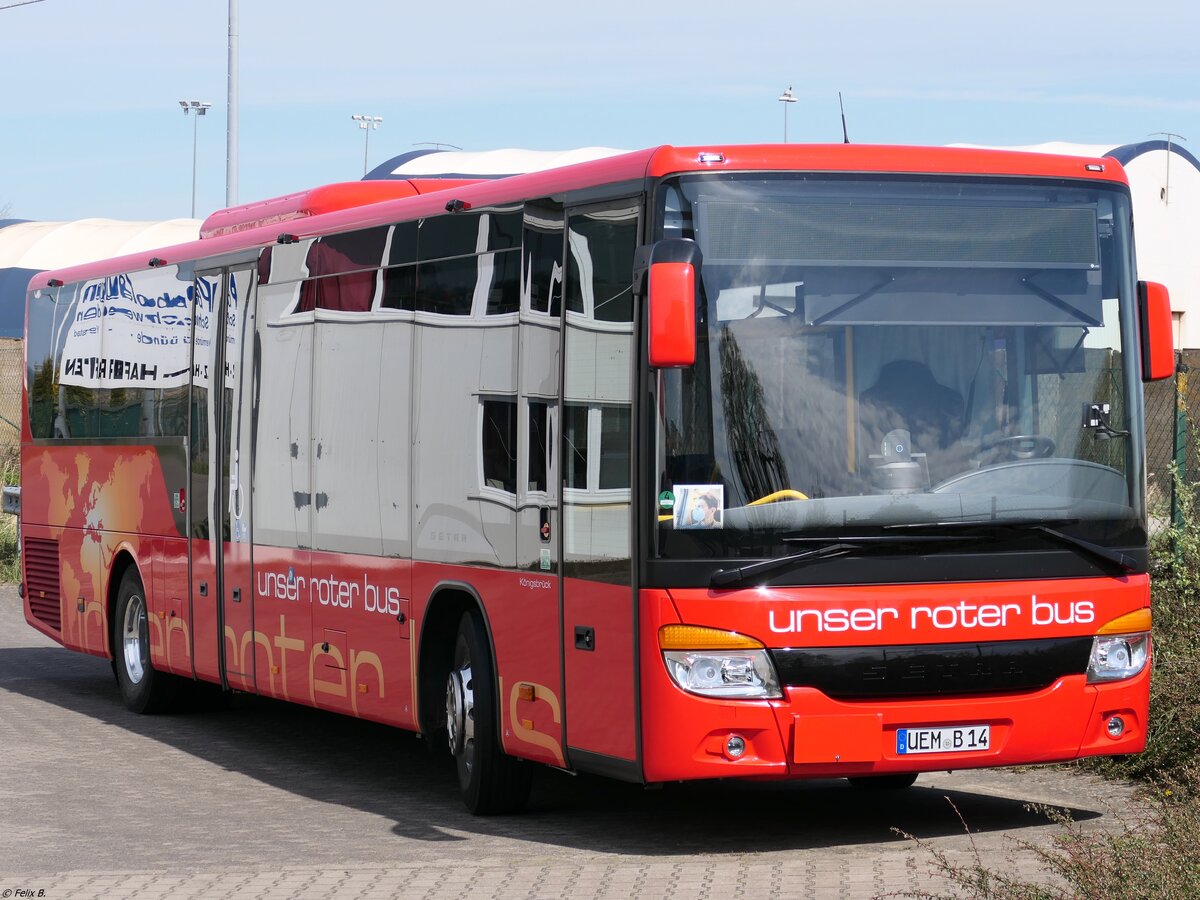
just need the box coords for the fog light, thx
[1106,716,1126,738]
[725,735,747,759]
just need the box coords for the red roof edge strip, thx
[199,180,441,239]
[645,144,1129,183]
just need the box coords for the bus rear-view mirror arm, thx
[634,238,702,368]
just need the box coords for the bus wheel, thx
[445,609,532,815]
[112,567,175,714]
[847,773,919,790]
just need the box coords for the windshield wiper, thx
[710,542,861,588]
[882,519,1138,574]
[710,518,1138,588]
[712,533,981,588]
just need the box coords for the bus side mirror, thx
[1138,280,1174,381]
[642,239,701,368]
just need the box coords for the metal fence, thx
[1145,350,1200,529]
[0,340,21,452]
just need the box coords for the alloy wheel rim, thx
[121,593,146,685]
[445,661,475,771]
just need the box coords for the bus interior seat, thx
[859,359,965,453]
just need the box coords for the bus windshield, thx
[654,173,1142,560]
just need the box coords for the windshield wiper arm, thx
[710,542,861,588]
[883,518,1137,574]
[712,534,978,588]
[1028,525,1138,573]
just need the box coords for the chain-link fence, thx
[1145,350,1200,530]
[0,339,22,452]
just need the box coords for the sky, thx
[2,0,1198,223]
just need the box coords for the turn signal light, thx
[659,625,765,651]
[1096,608,1152,634]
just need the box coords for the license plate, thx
[897,725,990,755]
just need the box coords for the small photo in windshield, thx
[674,485,725,529]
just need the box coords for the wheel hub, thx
[445,663,475,760]
[121,593,146,685]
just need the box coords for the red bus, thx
[20,144,1174,813]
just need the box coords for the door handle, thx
[199,581,208,597]
[574,626,595,651]
[232,587,241,603]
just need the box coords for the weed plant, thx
[1090,465,1200,785]
[899,770,1200,899]
[905,467,1200,899]
[0,444,18,583]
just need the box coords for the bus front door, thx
[559,199,641,778]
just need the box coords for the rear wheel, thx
[445,609,531,814]
[847,773,919,790]
[112,568,176,714]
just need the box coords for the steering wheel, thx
[980,434,1056,461]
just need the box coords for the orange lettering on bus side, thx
[507,679,565,766]
[252,631,277,694]
[349,650,386,715]
[273,615,305,701]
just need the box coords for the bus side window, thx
[485,248,521,316]
[481,398,518,493]
[416,256,475,316]
[528,401,549,492]
[381,265,415,311]
[299,228,387,313]
[523,203,565,317]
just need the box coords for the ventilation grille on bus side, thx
[23,537,63,633]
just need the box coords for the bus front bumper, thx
[640,667,1149,783]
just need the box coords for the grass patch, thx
[0,443,18,583]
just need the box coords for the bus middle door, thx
[189,263,257,691]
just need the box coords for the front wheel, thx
[112,567,176,714]
[445,609,532,814]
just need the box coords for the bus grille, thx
[23,537,63,633]
[771,637,1095,699]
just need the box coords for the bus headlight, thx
[1087,633,1149,683]
[1087,609,1151,684]
[659,625,782,699]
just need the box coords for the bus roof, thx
[29,143,1129,292]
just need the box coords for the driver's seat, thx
[859,360,965,454]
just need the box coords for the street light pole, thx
[777,85,798,143]
[227,0,239,206]
[179,100,212,217]
[351,115,383,176]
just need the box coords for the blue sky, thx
[2,0,1197,222]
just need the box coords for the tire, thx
[445,608,532,815]
[847,773,919,790]
[112,567,176,714]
